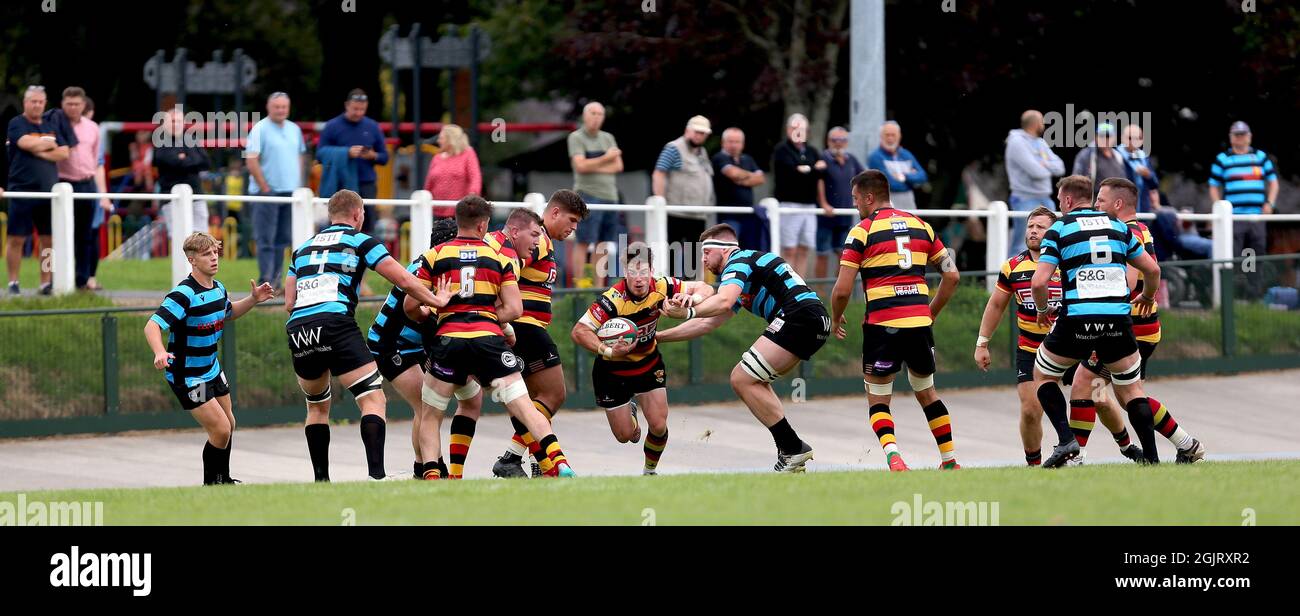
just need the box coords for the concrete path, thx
[2,370,1297,491]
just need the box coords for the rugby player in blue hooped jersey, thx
[284,189,454,482]
[1030,176,1162,468]
[144,232,275,485]
[658,223,832,473]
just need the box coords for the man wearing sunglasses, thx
[318,89,388,233]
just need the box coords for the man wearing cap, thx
[652,115,715,278]
[318,89,389,233]
[1072,122,1133,197]
[1210,121,1278,265]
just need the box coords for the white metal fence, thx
[3,183,1299,307]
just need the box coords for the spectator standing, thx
[652,115,715,278]
[422,124,481,219]
[867,121,927,210]
[244,92,306,289]
[1209,121,1279,259]
[816,126,864,278]
[154,108,212,237]
[772,113,824,277]
[1071,122,1133,196]
[711,127,768,251]
[567,101,624,286]
[1004,109,1066,257]
[5,85,69,295]
[317,89,388,232]
[55,87,113,289]
[1117,124,1160,213]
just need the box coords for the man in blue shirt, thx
[866,121,927,210]
[1209,121,1279,263]
[317,89,388,233]
[711,127,768,251]
[244,92,306,290]
[817,126,864,277]
[5,85,70,295]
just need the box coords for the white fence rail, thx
[3,184,1299,302]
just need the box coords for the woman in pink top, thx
[422,124,482,218]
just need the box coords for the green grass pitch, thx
[4,460,1296,525]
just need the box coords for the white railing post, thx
[761,197,781,255]
[1211,200,1234,308]
[645,195,668,275]
[409,190,434,258]
[291,188,315,249]
[524,192,547,215]
[50,183,76,294]
[986,200,1009,292]
[169,183,195,286]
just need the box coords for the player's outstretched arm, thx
[377,257,450,309]
[229,279,275,321]
[656,312,731,343]
[677,280,716,302]
[830,263,857,339]
[665,283,739,319]
[929,252,961,320]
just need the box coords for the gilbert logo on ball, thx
[597,317,639,345]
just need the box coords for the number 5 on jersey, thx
[896,236,912,269]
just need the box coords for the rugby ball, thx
[597,317,639,345]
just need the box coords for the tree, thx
[718,0,850,144]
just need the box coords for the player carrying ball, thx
[571,244,715,475]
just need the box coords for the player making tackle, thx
[657,223,830,473]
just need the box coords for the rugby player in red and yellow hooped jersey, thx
[491,190,591,478]
[830,169,961,472]
[404,195,577,478]
[973,206,1062,466]
[571,244,715,475]
[1066,192,1205,464]
[425,208,543,479]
